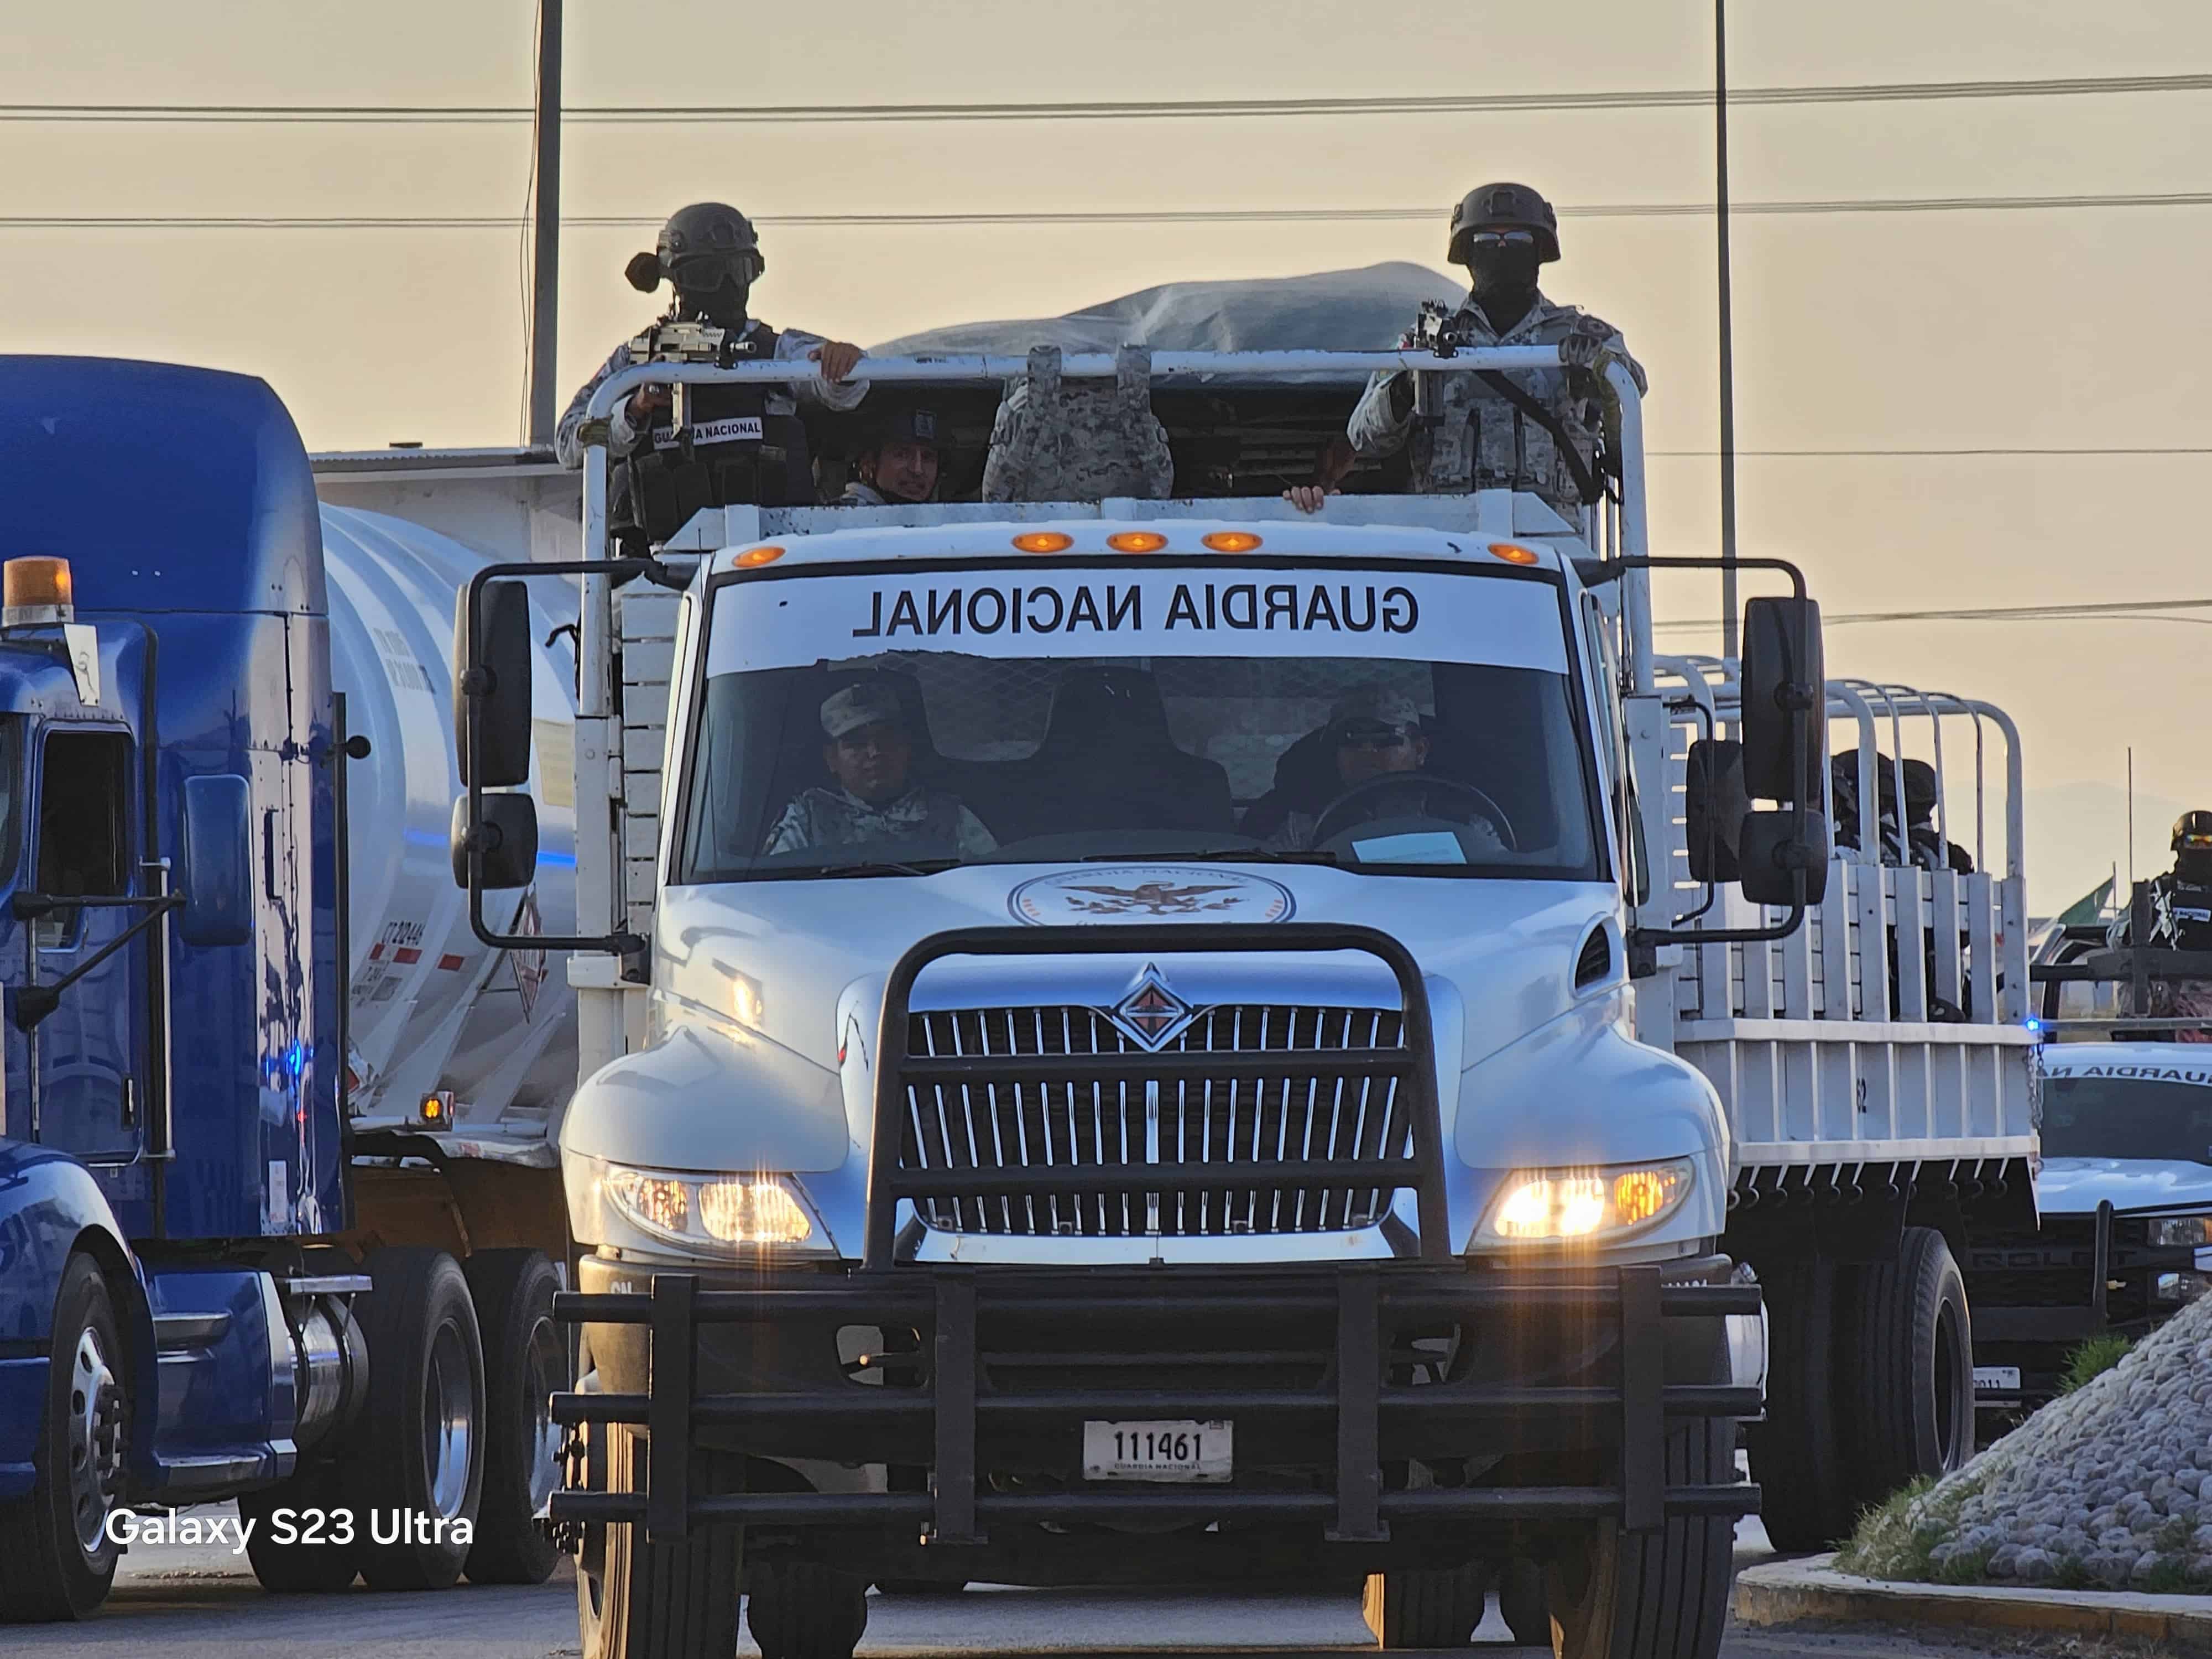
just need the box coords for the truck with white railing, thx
[446,339,2037,1658]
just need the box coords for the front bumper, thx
[554,1251,1761,1563]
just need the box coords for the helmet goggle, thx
[1462,229,1537,251]
[667,251,759,293]
[2180,833,2212,850]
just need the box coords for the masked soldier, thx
[839,404,943,506]
[763,685,996,859]
[556,202,868,543]
[1289,182,1644,520]
[2108,811,2212,1040]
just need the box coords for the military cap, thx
[1328,684,1422,740]
[820,682,905,740]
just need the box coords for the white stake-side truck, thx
[447,344,2037,1659]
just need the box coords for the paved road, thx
[9,1515,2013,1659]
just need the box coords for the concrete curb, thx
[1733,1554,2212,1651]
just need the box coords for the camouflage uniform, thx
[553,320,867,472]
[982,345,1173,502]
[838,480,893,507]
[762,785,995,859]
[1347,291,1645,516]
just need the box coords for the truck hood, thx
[565,861,1624,1171]
[2037,1156,2212,1217]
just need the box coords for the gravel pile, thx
[1838,1290,2212,1591]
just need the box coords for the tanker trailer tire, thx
[1498,1557,1551,1648]
[0,1255,128,1623]
[1360,1562,1488,1650]
[342,1247,487,1591]
[239,1454,363,1592]
[1743,1256,1851,1550]
[577,1425,744,1659]
[462,1249,566,1586]
[747,1560,869,1659]
[1545,1417,1735,1659]
[1840,1227,1973,1508]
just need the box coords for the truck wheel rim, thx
[1934,1298,1968,1470]
[67,1326,126,1554]
[524,1312,564,1512]
[424,1321,476,1520]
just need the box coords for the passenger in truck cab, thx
[762,684,997,859]
[839,404,942,506]
[555,202,868,546]
[1286,181,1644,519]
[1245,685,1507,855]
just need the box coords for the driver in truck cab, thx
[555,201,868,545]
[762,683,997,859]
[1247,685,1507,855]
[1286,180,1644,518]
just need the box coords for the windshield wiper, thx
[1170,847,1344,865]
[755,857,960,881]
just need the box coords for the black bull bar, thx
[547,924,1764,1544]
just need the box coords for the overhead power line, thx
[4,190,2209,232]
[1,70,2206,124]
[1654,596,2212,633]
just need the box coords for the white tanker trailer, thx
[321,502,580,1143]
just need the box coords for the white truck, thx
[443,341,2038,1658]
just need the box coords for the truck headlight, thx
[1475,1159,1695,1246]
[598,1162,827,1252]
[2150,1217,2210,1248]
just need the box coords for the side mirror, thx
[450,793,539,891]
[454,579,534,789]
[1740,596,1825,805]
[1683,738,1747,883]
[179,774,253,946]
[1738,808,1831,908]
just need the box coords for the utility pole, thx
[524,0,564,448]
[1715,0,1740,660]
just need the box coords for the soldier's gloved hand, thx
[625,383,671,421]
[1556,325,1613,371]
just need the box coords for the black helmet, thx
[859,403,941,452]
[625,202,764,293]
[1447,181,1561,266]
[2174,810,2212,852]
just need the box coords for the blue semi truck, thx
[0,357,578,1620]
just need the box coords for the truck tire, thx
[1545,1418,1734,1659]
[1743,1256,1850,1550]
[462,1249,566,1586]
[1839,1228,1973,1509]
[746,1561,869,1659]
[0,1255,129,1623]
[576,1425,744,1659]
[1498,1557,1551,1647]
[342,1247,487,1590]
[1360,1562,1488,1649]
[239,1454,363,1591]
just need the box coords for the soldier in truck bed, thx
[555,202,868,542]
[1287,181,1645,519]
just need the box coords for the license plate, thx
[1973,1365,2021,1394]
[1082,1420,1232,1483]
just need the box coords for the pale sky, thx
[4,1,2209,909]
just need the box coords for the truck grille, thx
[901,1004,1409,1238]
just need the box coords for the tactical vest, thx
[613,324,814,541]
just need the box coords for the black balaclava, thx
[1465,241,1543,337]
[675,272,751,331]
[2178,847,2212,885]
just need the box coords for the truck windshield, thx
[678,561,1603,882]
[2042,1071,2212,1166]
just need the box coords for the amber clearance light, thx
[1011,531,1074,554]
[1106,531,1168,554]
[734,545,785,567]
[1202,531,1263,553]
[1487,542,1541,566]
[2,556,75,627]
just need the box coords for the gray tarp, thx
[872,262,1464,357]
